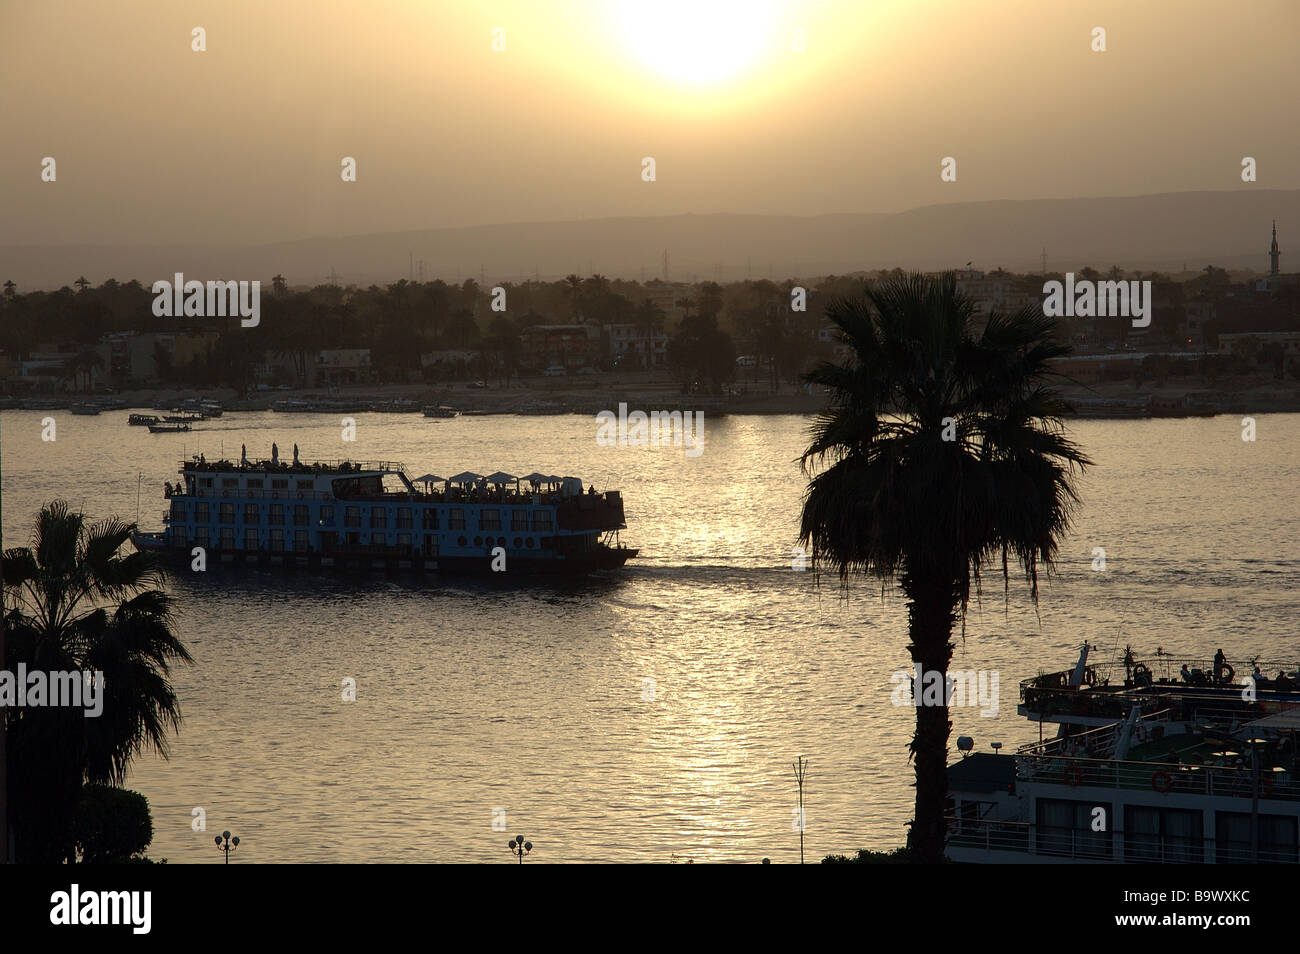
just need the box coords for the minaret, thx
[1270,220,1280,277]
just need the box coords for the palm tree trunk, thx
[0,423,8,863]
[904,576,958,864]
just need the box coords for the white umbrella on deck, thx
[449,471,482,485]
[413,473,445,492]
[485,471,516,485]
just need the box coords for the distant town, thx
[2,228,1298,417]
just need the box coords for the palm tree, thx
[798,273,1089,864]
[2,280,15,299]
[74,276,90,293]
[272,274,288,297]
[2,502,191,862]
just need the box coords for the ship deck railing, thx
[169,487,595,506]
[1017,708,1177,760]
[1023,657,1299,694]
[945,817,1298,863]
[179,458,409,474]
[1014,751,1300,801]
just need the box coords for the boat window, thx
[397,507,412,529]
[294,505,309,526]
[449,509,466,530]
[246,479,263,489]
[272,479,289,490]
[480,509,501,531]
[244,529,258,550]
[513,537,522,549]
[195,502,209,522]
[371,506,387,528]
[320,505,334,524]
[219,503,234,524]
[222,478,239,488]
[269,504,285,524]
[296,480,313,490]
[244,504,259,523]
[220,528,234,548]
[295,530,308,551]
[345,506,360,528]
[269,529,284,552]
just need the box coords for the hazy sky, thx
[3,0,1298,246]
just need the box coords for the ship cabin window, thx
[346,532,360,545]
[511,511,528,531]
[449,509,466,530]
[371,507,387,528]
[220,528,234,549]
[246,479,264,489]
[295,530,308,551]
[244,529,258,550]
[219,503,234,524]
[421,510,438,530]
[1124,806,1203,863]
[269,504,285,525]
[397,507,412,529]
[171,501,185,521]
[397,533,411,547]
[272,479,289,490]
[480,509,501,531]
[222,478,239,488]
[269,529,284,552]
[195,502,209,523]
[373,533,387,546]
[1036,798,1112,859]
[1216,812,1299,864]
[345,507,361,528]
[320,505,334,524]
[244,504,259,523]
[296,480,313,490]
[532,511,553,531]
[294,505,309,526]
[194,527,208,547]
[200,477,214,490]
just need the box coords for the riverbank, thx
[3,371,1298,417]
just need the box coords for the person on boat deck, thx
[1180,664,1192,683]
[1276,671,1294,692]
[1213,649,1234,684]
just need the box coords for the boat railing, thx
[175,487,569,505]
[1023,658,1299,693]
[179,458,409,474]
[945,816,1299,863]
[1017,707,1176,758]
[1014,752,1300,801]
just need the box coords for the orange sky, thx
[2,0,1297,245]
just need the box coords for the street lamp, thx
[508,835,532,863]
[215,830,240,864]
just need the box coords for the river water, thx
[2,409,1297,862]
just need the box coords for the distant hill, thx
[4,189,1296,290]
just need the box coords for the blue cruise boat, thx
[132,445,636,574]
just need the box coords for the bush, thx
[72,785,154,863]
[822,847,916,864]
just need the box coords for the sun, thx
[606,0,784,87]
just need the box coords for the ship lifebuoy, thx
[247,490,254,499]
[1064,764,1084,787]
[297,491,305,500]
[1151,770,1173,794]
[223,490,231,498]
[272,491,279,499]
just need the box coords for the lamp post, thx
[508,835,532,864]
[215,830,240,864]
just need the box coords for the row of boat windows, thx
[171,502,553,531]
[191,477,315,491]
[1034,798,1299,863]
[176,527,551,551]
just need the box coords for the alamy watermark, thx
[151,272,260,327]
[596,402,703,458]
[0,665,104,717]
[890,665,999,717]
[1042,272,1151,328]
